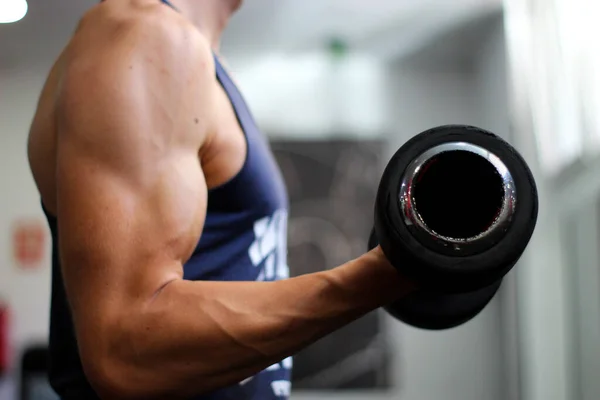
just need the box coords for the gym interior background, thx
[0,0,598,399]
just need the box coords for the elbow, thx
[81,346,152,400]
[78,319,164,400]
[83,359,141,400]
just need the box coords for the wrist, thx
[327,249,416,309]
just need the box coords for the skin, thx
[27,0,415,399]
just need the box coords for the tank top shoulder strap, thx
[213,56,260,140]
[155,0,256,135]
[160,0,176,8]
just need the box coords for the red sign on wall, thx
[0,303,9,375]
[12,220,46,269]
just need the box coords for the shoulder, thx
[54,1,217,154]
[66,0,214,76]
[57,0,217,117]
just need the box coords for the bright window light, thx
[0,0,28,24]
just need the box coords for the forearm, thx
[104,248,411,399]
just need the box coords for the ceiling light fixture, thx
[0,0,28,24]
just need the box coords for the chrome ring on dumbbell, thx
[398,142,517,256]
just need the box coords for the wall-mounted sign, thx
[12,219,46,270]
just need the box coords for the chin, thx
[231,0,243,12]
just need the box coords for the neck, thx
[169,0,239,51]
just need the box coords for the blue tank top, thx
[42,7,292,398]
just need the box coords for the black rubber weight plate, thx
[368,226,502,329]
[374,125,538,293]
[384,280,502,330]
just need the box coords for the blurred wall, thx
[0,11,515,400]
[0,65,54,399]
[230,52,388,139]
[504,1,600,399]
[0,65,54,350]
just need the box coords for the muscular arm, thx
[55,9,412,400]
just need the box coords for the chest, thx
[202,80,288,215]
[201,59,288,213]
[184,79,289,282]
[200,83,248,190]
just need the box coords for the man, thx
[27,0,414,399]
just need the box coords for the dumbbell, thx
[370,125,538,330]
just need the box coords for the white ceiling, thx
[222,0,503,61]
[223,0,437,56]
[0,0,502,70]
